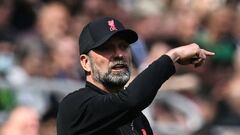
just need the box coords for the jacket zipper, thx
[130,120,137,135]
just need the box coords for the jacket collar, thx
[85,81,109,95]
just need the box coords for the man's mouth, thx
[111,64,128,71]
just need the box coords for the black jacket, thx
[57,55,175,135]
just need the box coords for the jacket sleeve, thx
[57,55,176,134]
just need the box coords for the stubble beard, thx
[89,58,131,91]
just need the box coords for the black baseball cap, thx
[79,17,138,55]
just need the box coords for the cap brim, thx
[113,29,138,44]
[91,29,138,51]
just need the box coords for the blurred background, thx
[0,0,240,134]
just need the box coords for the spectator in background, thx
[195,6,236,66]
[5,42,50,117]
[132,14,165,46]
[211,47,240,126]
[232,10,240,47]
[200,0,226,16]
[43,36,81,80]
[175,10,200,45]
[16,1,71,58]
[194,6,237,101]
[195,50,240,134]
[0,0,15,38]
[1,106,40,135]
[69,14,90,40]
[81,0,106,18]
[36,1,70,47]
[82,0,130,23]
[0,35,15,77]
[0,0,16,77]
[6,42,43,86]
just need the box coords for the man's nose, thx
[114,47,125,58]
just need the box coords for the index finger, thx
[202,49,215,56]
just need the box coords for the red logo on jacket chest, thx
[141,128,147,135]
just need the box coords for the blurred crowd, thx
[0,0,240,134]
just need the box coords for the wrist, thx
[165,49,180,63]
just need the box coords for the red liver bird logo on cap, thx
[108,20,118,31]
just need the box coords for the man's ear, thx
[80,54,91,72]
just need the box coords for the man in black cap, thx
[57,17,214,135]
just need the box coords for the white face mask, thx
[0,53,15,73]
